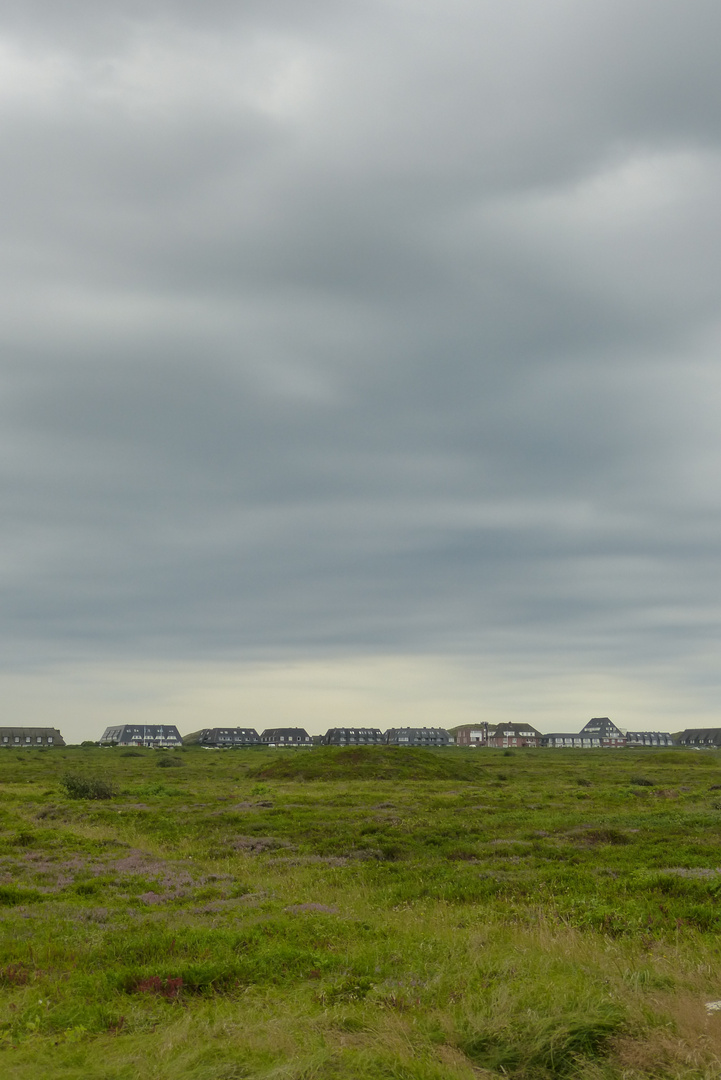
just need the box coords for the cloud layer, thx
[2,1,721,720]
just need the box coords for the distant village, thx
[1,718,720,750]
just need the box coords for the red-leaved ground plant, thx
[134,976,183,999]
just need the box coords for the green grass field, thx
[1,744,721,1078]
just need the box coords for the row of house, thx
[455,718,675,749]
[195,719,672,750]
[194,726,451,748]
[89,720,713,749]
[5,721,721,751]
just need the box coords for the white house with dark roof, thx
[580,717,626,746]
[198,727,260,747]
[323,728,384,745]
[625,731,674,747]
[260,728,312,747]
[100,724,181,747]
[677,729,721,747]
[385,727,450,746]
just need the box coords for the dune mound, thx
[248,745,477,782]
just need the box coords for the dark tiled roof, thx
[487,723,541,736]
[580,717,623,737]
[386,728,448,735]
[261,728,310,739]
[679,729,721,745]
[100,725,181,742]
[325,728,383,736]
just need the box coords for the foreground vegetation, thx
[1,744,721,1078]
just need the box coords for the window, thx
[36,737,42,743]
[25,737,31,743]
[1,737,7,743]
[14,737,19,743]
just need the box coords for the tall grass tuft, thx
[460,1005,625,1077]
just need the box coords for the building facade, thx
[99,725,182,748]
[677,729,721,748]
[385,727,451,747]
[486,723,542,748]
[542,732,602,748]
[0,727,64,747]
[543,718,633,749]
[579,718,626,748]
[260,728,312,747]
[625,731,674,747]
[323,728,384,745]
[454,725,488,747]
[198,727,260,747]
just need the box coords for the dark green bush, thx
[583,828,632,845]
[156,756,184,768]
[61,774,116,800]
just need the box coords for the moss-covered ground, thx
[2,744,721,1077]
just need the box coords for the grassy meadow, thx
[1,744,721,1078]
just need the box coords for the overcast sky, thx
[2,1,721,740]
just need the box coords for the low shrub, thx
[61,774,116,800]
[156,756,184,768]
[582,828,632,845]
[12,831,36,846]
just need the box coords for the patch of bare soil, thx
[284,903,338,914]
[230,836,293,853]
[0,846,231,900]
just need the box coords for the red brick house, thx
[486,723,542,748]
[454,724,489,747]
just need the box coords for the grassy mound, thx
[181,730,203,745]
[248,745,478,781]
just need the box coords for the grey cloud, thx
[0,1,721,711]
